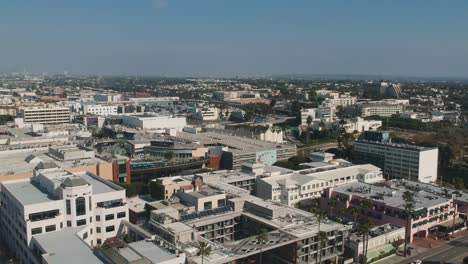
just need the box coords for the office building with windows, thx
[0,168,128,263]
[353,131,438,183]
[20,106,71,124]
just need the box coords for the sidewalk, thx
[376,230,468,264]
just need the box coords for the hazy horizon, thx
[1,0,467,78]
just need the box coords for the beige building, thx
[151,176,193,200]
[20,106,70,124]
[0,107,17,116]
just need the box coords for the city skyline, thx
[1,0,467,78]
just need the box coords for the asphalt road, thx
[402,235,468,264]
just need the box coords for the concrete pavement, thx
[381,234,468,264]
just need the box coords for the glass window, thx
[97,227,101,233]
[77,219,86,226]
[67,221,71,227]
[105,214,114,221]
[96,215,100,221]
[106,226,115,233]
[31,228,42,235]
[76,197,86,216]
[204,201,212,210]
[66,200,71,215]
[45,225,56,232]
[117,212,126,219]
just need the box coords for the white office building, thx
[354,138,439,183]
[341,117,382,133]
[82,104,118,116]
[256,161,383,206]
[301,108,317,125]
[0,168,128,263]
[121,114,187,130]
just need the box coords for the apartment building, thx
[142,182,347,264]
[0,168,128,263]
[353,131,438,183]
[20,106,70,124]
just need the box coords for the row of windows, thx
[31,224,57,235]
[96,211,126,221]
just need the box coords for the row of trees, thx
[306,191,418,264]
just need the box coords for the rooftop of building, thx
[128,240,182,263]
[355,138,437,151]
[332,181,450,210]
[348,223,403,242]
[261,164,381,187]
[2,169,123,206]
[0,146,108,177]
[183,186,225,199]
[32,227,102,264]
[2,180,57,205]
[175,131,295,155]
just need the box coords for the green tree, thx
[318,231,328,264]
[256,228,270,264]
[196,241,212,264]
[306,115,313,144]
[328,199,337,218]
[311,208,327,264]
[402,191,416,257]
[357,219,373,264]
[348,206,360,225]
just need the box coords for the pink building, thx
[321,180,458,242]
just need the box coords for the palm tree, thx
[306,115,313,144]
[317,231,328,264]
[451,190,461,238]
[348,207,360,225]
[328,199,337,218]
[311,208,327,264]
[402,191,416,257]
[196,241,212,264]
[256,228,270,264]
[357,220,373,264]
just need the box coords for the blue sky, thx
[1,0,467,77]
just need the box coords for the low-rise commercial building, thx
[321,180,456,243]
[121,115,187,130]
[256,160,383,206]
